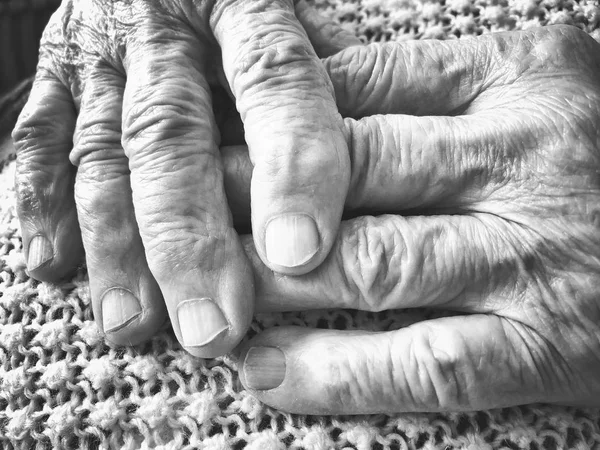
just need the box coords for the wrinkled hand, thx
[223,26,600,413]
[12,0,360,356]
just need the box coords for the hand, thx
[227,25,600,413]
[12,0,360,355]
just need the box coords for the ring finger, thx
[71,64,167,345]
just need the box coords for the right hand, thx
[12,0,359,355]
[224,25,600,413]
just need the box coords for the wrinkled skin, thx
[220,26,600,413]
[12,0,359,356]
[13,3,600,413]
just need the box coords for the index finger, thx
[211,0,350,276]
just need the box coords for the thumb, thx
[237,315,555,414]
[213,0,350,276]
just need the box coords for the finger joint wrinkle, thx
[341,217,402,312]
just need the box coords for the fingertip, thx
[236,327,287,392]
[24,229,83,283]
[176,294,252,359]
[263,213,320,273]
[241,346,287,391]
[97,276,169,347]
[27,235,54,272]
[250,150,348,277]
[102,306,166,347]
[236,326,324,414]
[177,297,229,356]
[255,203,342,277]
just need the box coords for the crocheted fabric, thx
[1,0,600,449]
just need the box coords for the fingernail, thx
[265,214,320,268]
[101,288,142,333]
[177,298,229,348]
[243,347,286,390]
[27,235,53,270]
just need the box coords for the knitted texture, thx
[1,0,600,449]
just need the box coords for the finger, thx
[222,112,521,217]
[294,0,362,57]
[122,30,253,358]
[212,0,350,276]
[12,70,83,281]
[237,315,553,414]
[324,38,494,117]
[242,213,522,313]
[71,65,167,346]
[343,113,518,212]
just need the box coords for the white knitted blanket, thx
[1,0,600,448]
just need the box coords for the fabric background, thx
[1,0,600,449]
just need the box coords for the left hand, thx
[224,25,600,413]
[12,0,359,355]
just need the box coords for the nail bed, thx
[243,346,286,390]
[177,297,229,348]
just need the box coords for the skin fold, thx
[11,0,600,414]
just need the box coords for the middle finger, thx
[121,22,253,358]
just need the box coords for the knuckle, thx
[123,102,195,145]
[12,85,74,157]
[231,27,332,101]
[72,138,123,167]
[344,117,386,210]
[74,165,131,232]
[311,337,392,413]
[359,44,392,99]
[13,114,65,155]
[239,34,314,73]
[15,176,43,219]
[543,24,590,48]
[142,223,231,280]
[326,43,392,115]
[533,25,586,65]
[122,91,214,157]
[257,140,340,185]
[493,26,596,79]
[71,119,122,166]
[15,157,74,220]
[340,217,403,312]
[406,326,470,409]
[309,341,357,411]
[326,44,368,96]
